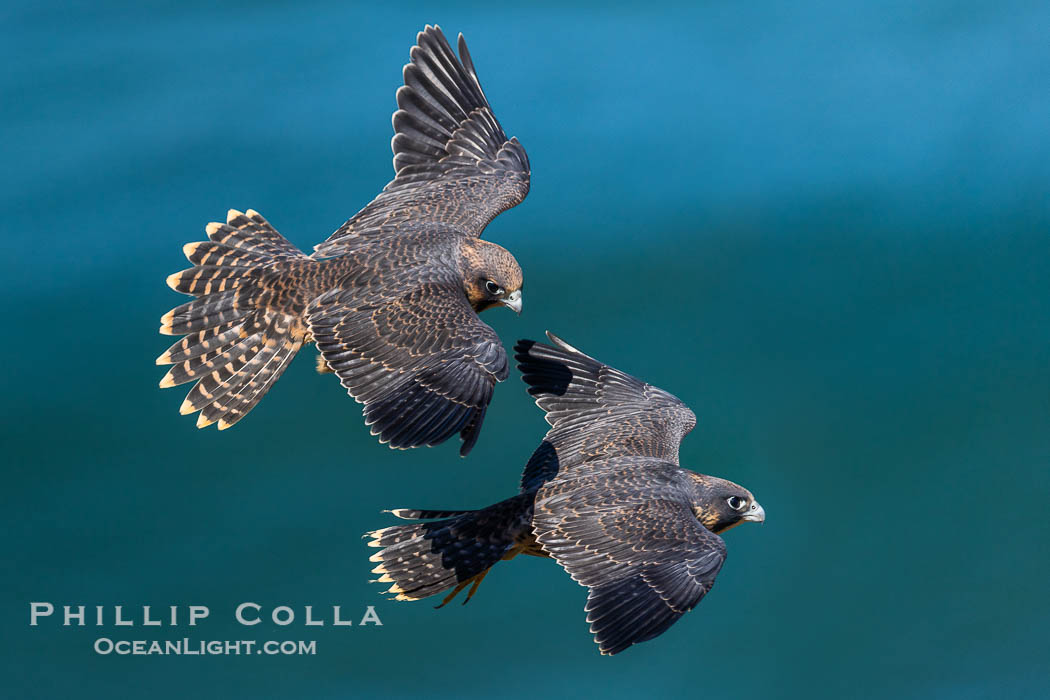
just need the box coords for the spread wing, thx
[513,332,697,490]
[533,464,727,656]
[306,281,508,456]
[313,26,530,258]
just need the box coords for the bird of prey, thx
[156,26,529,455]
[365,333,765,655]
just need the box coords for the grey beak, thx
[743,501,765,523]
[502,289,522,315]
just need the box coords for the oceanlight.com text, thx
[93,638,317,656]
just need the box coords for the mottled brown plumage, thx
[365,333,765,655]
[157,26,529,454]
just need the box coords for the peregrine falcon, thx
[365,333,765,655]
[157,26,529,455]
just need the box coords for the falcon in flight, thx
[365,333,765,655]
[156,26,529,455]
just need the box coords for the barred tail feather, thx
[165,265,258,297]
[156,319,245,365]
[387,508,475,519]
[159,290,248,336]
[198,334,302,429]
[364,507,518,605]
[159,334,258,388]
[207,209,305,259]
[158,209,308,429]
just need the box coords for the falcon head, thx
[459,239,523,314]
[688,474,765,534]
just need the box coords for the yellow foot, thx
[435,569,490,608]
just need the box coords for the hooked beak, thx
[501,289,522,315]
[743,501,765,523]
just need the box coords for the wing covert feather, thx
[306,282,508,455]
[515,333,697,489]
[532,464,726,656]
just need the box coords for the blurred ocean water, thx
[2,2,1048,698]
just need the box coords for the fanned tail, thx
[364,495,535,606]
[157,209,308,429]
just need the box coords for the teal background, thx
[3,1,1049,698]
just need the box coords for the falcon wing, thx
[306,281,508,456]
[533,464,726,656]
[514,332,697,489]
[313,26,529,258]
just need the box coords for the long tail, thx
[364,495,535,607]
[157,209,308,430]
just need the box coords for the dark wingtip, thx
[513,338,538,360]
[457,33,474,73]
[514,332,590,367]
[416,24,450,54]
[458,431,473,457]
[458,404,487,457]
[514,336,576,398]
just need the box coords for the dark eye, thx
[485,280,502,295]
[727,496,746,511]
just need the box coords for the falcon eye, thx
[484,280,502,295]
[726,496,746,511]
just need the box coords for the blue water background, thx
[2,2,1049,698]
